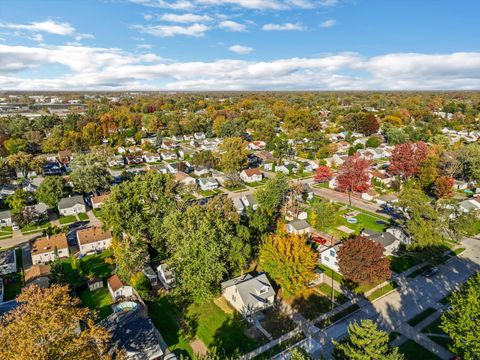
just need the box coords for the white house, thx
[241,195,258,210]
[157,263,175,290]
[142,152,162,163]
[240,168,263,183]
[221,273,275,317]
[31,234,70,265]
[286,219,311,235]
[193,166,210,177]
[0,249,16,275]
[320,244,342,273]
[194,132,206,140]
[91,194,110,209]
[198,177,218,191]
[107,274,133,300]
[0,210,12,227]
[161,151,177,161]
[459,199,480,213]
[77,227,112,255]
[175,172,196,186]
[247,141,266,151]
[58,195,86,216]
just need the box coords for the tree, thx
[69,152,112,193]
[314,165,333,183]
[7,152,43,178]
[389,141,429,179]
[336,154,371,205]
[191,150,218,169]
[112,235,149,282]
[440,272,480,360]
[35,175,68,207]
[434,176,455,199]
[164,197,250,303]
[365,135,381,148]
[0,285,119,360]
[417,154,439,190]
[259,224,317,296]
[359,113,380,136]
[218,137,248,173]
[310,199,336,230]
[255,174,290,218]
[0,158,13,184]
[337,236,391,286]
[5,189,30,214]
[456,143,480,182]
[290,348,312,360]
[333,319,404,360]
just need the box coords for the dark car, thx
[422,267,438,277]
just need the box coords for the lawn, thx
[398,339,441,360]
[366,281,398,301]
[287,288,332,321]
[59,215,77,225]
[21,221,50,234]
[224,184,247,192]
[92,208,103,219]
[317,264,343,283]
[78,287,113,320]
[316,282,348,304]
[3,248,24,301]
[198,189,222,197]
[407,307,438,327]
[0,226,12,237]
[77,212,89,221]
[246,180,267,188]
[388,253,426,273]
[421,317,454,351]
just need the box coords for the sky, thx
[0,0,479,91]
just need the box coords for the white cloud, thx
[320,19,336,28]
[128,0,320,10]
[262,22,303,31]
[0,20,75,35]
[144,14,154,21]
[160,13,213,23]
[218,20,246,32]
[129,0,195,10]
[228,44,253,54]
[134,23,210,37]
[75,33,95,41]
[137,44,153,49]
[0,43,479,91]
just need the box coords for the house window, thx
[330,249,335,257]
[232,295,236,302]
[259,286,269,295]
[324,256,329,262]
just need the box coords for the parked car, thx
[422,267,438,277]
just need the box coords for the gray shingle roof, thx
[58,195,85,210]
[221,273,274,311]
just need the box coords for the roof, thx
[0,210,11,220]
[0,300,18,318]
[92,194,110,205]
[0,249,15,267]
[377,194,398,201]
[175,171,190,181]
[58,195,85,210]
[288,219,310,231]
[460,199,480,211]
[372,170,388,179]
[108,274,124,292]
[101,307,164,359]
[221,273,275,310]
[243,168,262,177]
[58,149,72,158]
[368,232,399,248]
[24,264,51,283]
[77,226,112,245]
[31,234,68,255]
[198,177,217,185]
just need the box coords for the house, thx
[240,168,263,183]
[58,195,86,216]
[100,306,170,360]
[58,149,73,165]
[198,177,218,191]
[77,226,112,255]
[174,172,196,186]
[320,244,342,273]
[43,161,62,175]
[325,154,347,167]
[108,155,125,167]
[371,170,392,186]
[256,151,277,164]
[300,161,317,173]
[142,152,162,163]
[157,263,175,290]
[24,264,51,288]
[166,163,179,174]
[221,273,275,317]
[161,140,175,150]
[147,163,168,174]
[275,163,297,174]
[91,193,110,209]
[361,190,378,202]
[161,151,178,161]
[0,249,16,275]
[107,274,133,300]
[143,266,158,287]
[364,230,401,256]
[0,210,12,227]
[193,166,210,177]
[194,132,206,140]
[241,195,258,210]
[126,154,143,165]
[375,194,399,206]
[178,147,195,159]
[286,219,311,235]
[172,135,184,142]
[247,141,266,151]
[459,199,480,213]
[0,185,16,197]
[31,233,69,265]
[454,180,469,191]
[232,197,245,214]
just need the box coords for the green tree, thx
[333,319,404,360]
[69,152,112,193]
[164,197,250,303]
[112,235,149,282]
[4,137,28,155]
[255,174,290,219]
[7,152,43,178]
[259,224,316,296]
[5,189,30,214]
[310,199,336,230]
[440,272,480,360]
[35,176,68,207]
[218,137,248,173]
[456,143,480,182]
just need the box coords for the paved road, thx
[311,237,480,359]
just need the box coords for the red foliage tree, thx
[336,154,371,205]
[337,236,392,285]
[314,166,333,183]
[389,141,429,179]
[434,175,455,199]
[359,113,380,136]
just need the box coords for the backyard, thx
[78,287,113,320]
[2,248,24,301]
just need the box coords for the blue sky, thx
[0,0,479,90]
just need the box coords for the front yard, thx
[21,221,50,235]
[398,339,440,360]
[285,288,332,321]
[59,215,77,225]
[0,226,13,239]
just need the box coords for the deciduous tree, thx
[259,224,316,296]
[314,165,333,183]
[218,136,248,173]
[389,141,429,179]
[35,175,69,207]
[335,154,371,205]
[337,236,391,286]
[434,176,455,199]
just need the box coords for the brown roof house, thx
[240,168,263,183]
[91,193,110,209]
[25,264,51,288]
[107,274,133,301]
[31,234,69,265]
[77,226,112,255]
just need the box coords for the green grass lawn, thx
[92,208,103,219]
[77,213,89,221]
[78,287,113,320]
[317,303,360,328]
[224,184,247,192]
[389,253,426,273]
[316,282,348,304]
[317,264,343,283]
[407,307,438,327]
[289,290,332,321]
[366,281,398,301]
[59,215,77,225]
[3,248,24,301]
[399,339,441,360]
[198,189,222,197]
[246,180,267,188]
[21,221,50,234]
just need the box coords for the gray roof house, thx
[58,195,86,216]
[0,210,12,227]
[221,273,275,317]
[0,249,17,276]
[366,231,400,256]
[286,219,311,235]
